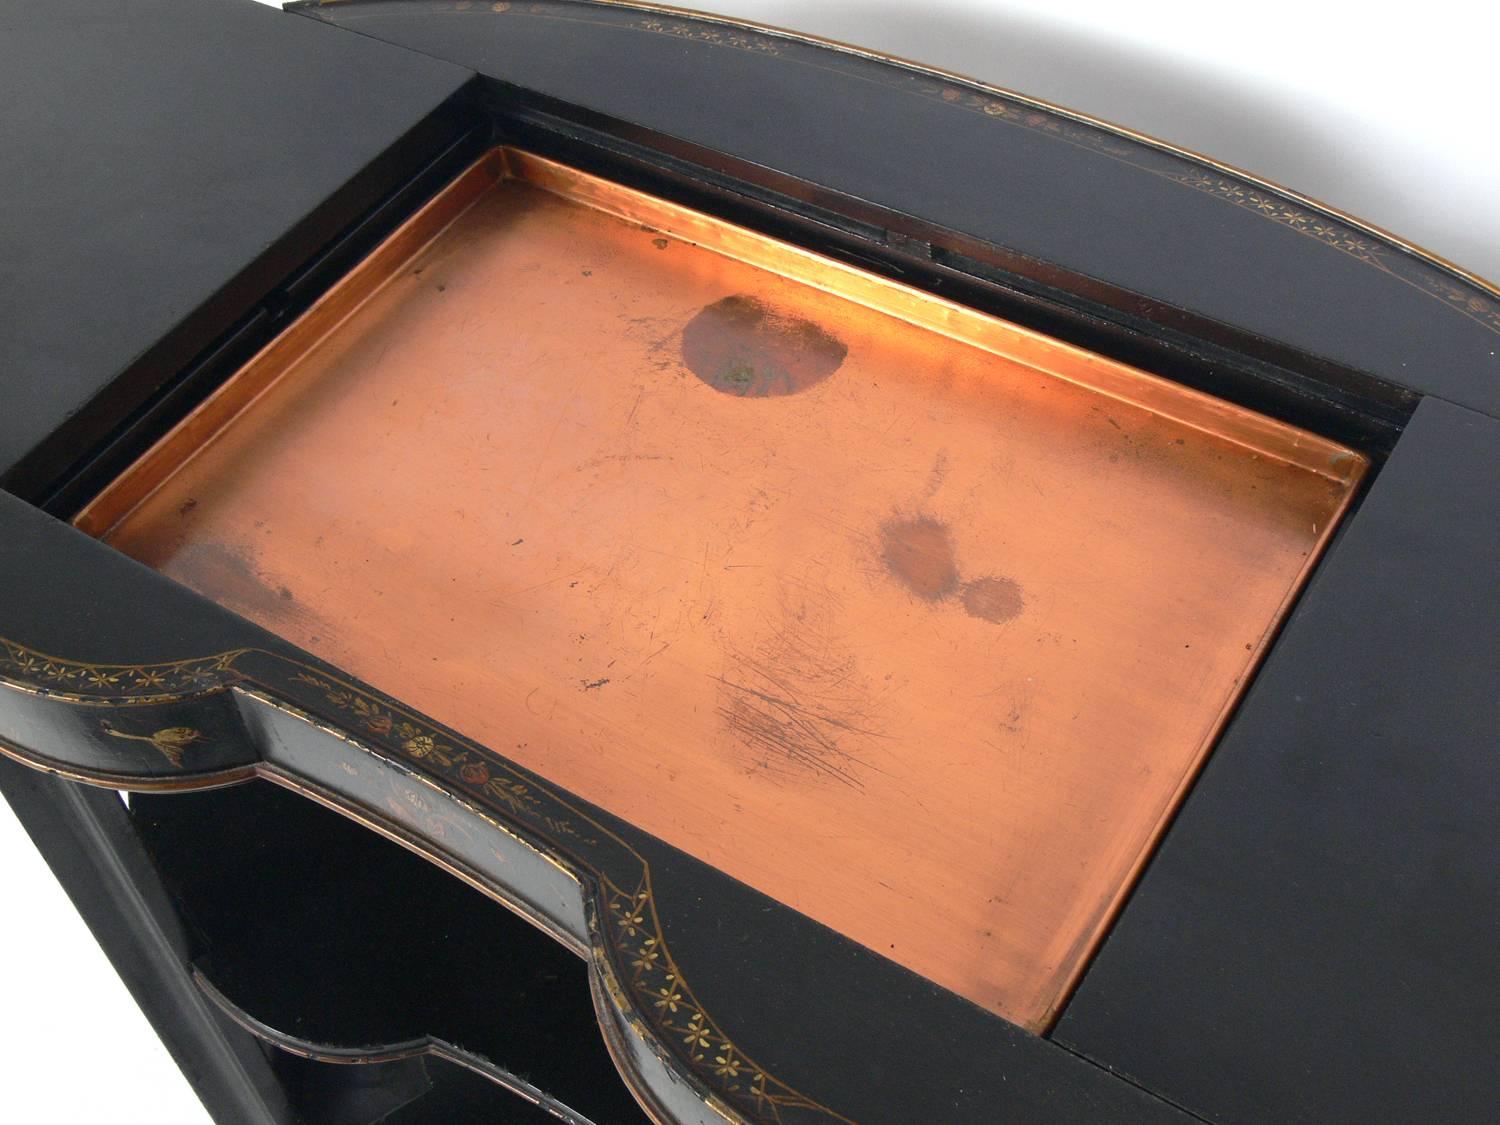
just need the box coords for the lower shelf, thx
[265,1049,564,1124]
[129,779,648,1124]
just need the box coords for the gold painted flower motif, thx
[613,892,648,937]
[714,1047,744,1080]
[654,984,684,1014]
[632,938,661,975]
[403,734,435,758]
[681,1011,713,1053]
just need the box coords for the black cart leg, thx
[0,757,290,1125]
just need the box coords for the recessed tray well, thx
[78,148,1366,1030]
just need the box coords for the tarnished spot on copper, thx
[880,516,960,601]
[881,521,1023,624]
[681,294,846,397]
[961,575,1025,623]
[168,540,303,623]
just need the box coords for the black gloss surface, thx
[1057,397,1500,1122]
[0,0,470,495]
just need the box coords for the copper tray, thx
[76,148,1367,1030]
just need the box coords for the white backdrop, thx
[3,1,1494,1120]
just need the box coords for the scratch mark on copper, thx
[712,584,888,789]
[716,675,868,790]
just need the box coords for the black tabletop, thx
[1057,396,1500,1122]
[0,0,470,496]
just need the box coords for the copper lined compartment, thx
[76,148,1367,1030]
